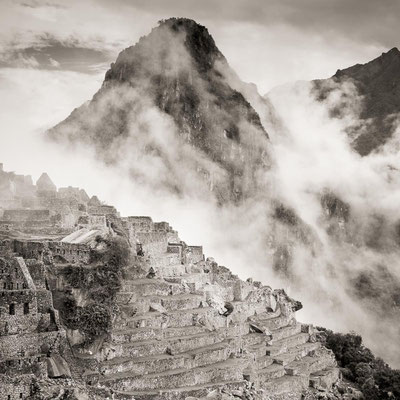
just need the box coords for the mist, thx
[265,79,400,367]
[1,22,400,370]
[0,60,279,290]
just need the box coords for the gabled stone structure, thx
[36,173,57,196]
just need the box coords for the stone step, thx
[119,293,204,314]
[106,329,229,360]
[118,278,189,297]
[101,358,244,392]
[184,264,205,274]
[270,322,302,343]
[258,363,286,381]
[159,293,204,311]
[241,332,268,347]
[249,313,293,333]
[185,341,232,369]
[115,306,222,330]
[266,333,310,356]
[111,327,160,343]
[111,325,207,344]
[154,263,187,277]
[260,374,309,397]
[284,348,336,376]
[273,342,321,366]
[101,353,186,377]
[309,367,340,390]
[248,341,268,359]
[249,308,282,322]
[100,340,232,377]
[164,273,211,290]
[116,380,246,400]
[149,254,182,269]
[255,355,274,370]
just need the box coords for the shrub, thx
[59,297,80,330]
[78,303,112,339]
[90,236,130,269]
[318,328,400,399]
[59,236,130,342]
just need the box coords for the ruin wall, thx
[48,242,90,264]
[0,292,38,335]
[0,330,64,359]
[2,209,50,222]
[0,375,34,400]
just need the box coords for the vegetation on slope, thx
[318,328,400,399]
[59,236,130,342]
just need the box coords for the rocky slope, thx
[312,47,400,155]
[48,18,271,203]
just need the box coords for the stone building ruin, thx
[0,250,70,399]
[0,164,343,399]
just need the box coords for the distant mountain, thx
[48,18,271,202]
[313,47,400,155]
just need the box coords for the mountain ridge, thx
[313,46,400,155]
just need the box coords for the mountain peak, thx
[314,46,400,155]
[334,46,400,79]
[157,17,224,72]
[49,18,269,202]
[385,46,400,56]
[104,17,224,86]
[157,17,212,39]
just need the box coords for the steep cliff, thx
[48,18,271,202]
[313,47,400,155]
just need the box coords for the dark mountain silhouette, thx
[313,47,400,156]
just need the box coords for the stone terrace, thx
[79,216,340,400]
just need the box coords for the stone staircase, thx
[87,248,340,399]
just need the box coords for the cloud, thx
[0,40,111,72]
[266,78,400,367]
[19,0,66,9]
[0,61,282,296]
[0,26,113,72]
[0,0,397,91]
[48,57,59,67]
[114,0,400,49]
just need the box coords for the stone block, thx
[309,367,340,390]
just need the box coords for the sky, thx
[0,0,399,92]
